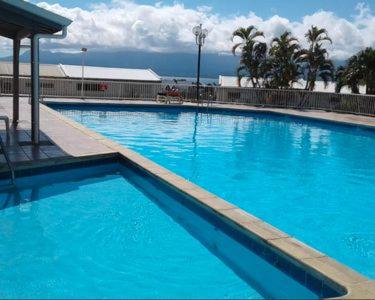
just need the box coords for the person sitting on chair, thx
[157,85,172,96]
[167,86,181,97]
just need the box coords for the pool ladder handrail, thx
[207,94,214,107]
[0,136,15,186]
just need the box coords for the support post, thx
[81,52,85,98]
[81,48,87,98]
[196,43,201,105]
[12,37,20,126]
[30,35,40,145]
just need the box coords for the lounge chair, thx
[156,87,183,104]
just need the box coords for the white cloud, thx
[0,0,374,60]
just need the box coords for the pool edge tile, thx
[344,281,375,300]
[301,256,369,287]
[268,237,326,260]
[217,208,262,224]
[240,221,290,241]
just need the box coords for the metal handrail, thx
[0,137,15,185]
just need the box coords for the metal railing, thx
[0,137,15,185]
[215,86,375,116]
[1,76,374,116]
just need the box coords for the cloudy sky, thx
[1,0,375,60]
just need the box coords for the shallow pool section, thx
[0,161,325,299]
[54,104,375,279]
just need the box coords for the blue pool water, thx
[54,104,375,279]
[0,162,320,299]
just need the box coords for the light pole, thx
[81,47,88,98]
[192,24,208,105]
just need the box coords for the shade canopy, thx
[0,0,72,145]
[0,0,71,39]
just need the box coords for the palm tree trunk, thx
[305,73,310,90]
[255,77,261,88]
[309,80,316,91]
[251,77,256,88]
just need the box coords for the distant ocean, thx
[162,76,219,85]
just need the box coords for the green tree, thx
[268,31,301,89]
[335,66,350,93]
[335,47,375,95]
[298,26,334,91]
[335,63,360,94]
[232,26,266,87]
[359,48,375,94]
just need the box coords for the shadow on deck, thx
[0,96,114,175]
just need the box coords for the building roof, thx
[0,0,72,39]
[0,61,162,82]
[0,61,65,77]
[219,75,367,94]
[60,64,161,82]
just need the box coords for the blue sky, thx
[7,0,373,59]
[34,0,372,21]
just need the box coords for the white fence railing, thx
[1,76,374,116]
[216,87,375,116]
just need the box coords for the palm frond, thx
[232,43,243,55]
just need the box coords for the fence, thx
[216,87,375,116]
[1,76,374,116]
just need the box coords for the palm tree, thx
[232,26,265,87]
[335,60,361,94]
[335,66,349,93]
[359,47,375,94]
[305,26,332,50]
[268,31,301,89]
[298,26,334,91]
[253,42,270,87]
[335,47,375,95]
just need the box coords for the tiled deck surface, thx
[0,95,374,298]
[0,97,114,167]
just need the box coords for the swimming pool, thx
[53,104,375,279]
[0,159,326,299]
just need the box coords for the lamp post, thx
[192,24,208,105]
[81,47,88,98]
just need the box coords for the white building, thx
[0,61,65,78]
[0,62,161,83]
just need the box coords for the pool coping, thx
[33,104,375,298]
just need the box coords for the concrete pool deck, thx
[0,97,115,169]
[0,96,374,298]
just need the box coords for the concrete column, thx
[30,35,40,145]
[12,37,20,126]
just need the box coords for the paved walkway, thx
[0,97,114,167]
